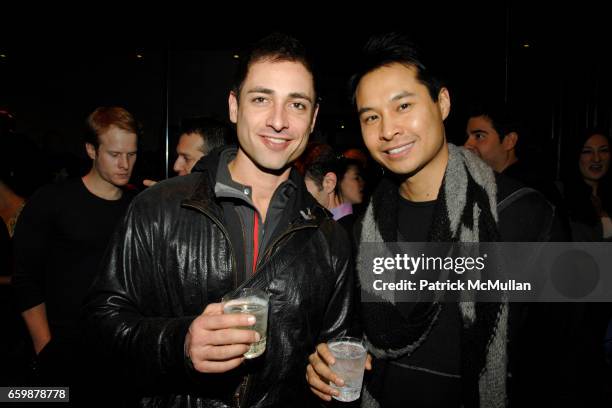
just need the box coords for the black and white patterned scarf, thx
[358,144,508,408]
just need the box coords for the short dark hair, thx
[179,116,233,154]
[232,32,317,101]
[298,143,339,192]
[349,33,444,104]
[84,106,139,149]
[467,103,523,142]
[298,143,363,197]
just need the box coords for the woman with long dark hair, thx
[565,129,612,241]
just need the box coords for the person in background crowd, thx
[143,116,232,187]
[299,142,364,232]
[12,106,139,406]
[564,129,612,241]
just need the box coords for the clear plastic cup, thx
[327,336,367,402]
[223,288,269,359]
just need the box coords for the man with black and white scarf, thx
[306,33,565,408]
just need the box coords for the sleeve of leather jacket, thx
[82,200,195,390]
[316,222,357,342]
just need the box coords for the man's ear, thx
[310,103,320,133]
[229,91,238,124]
[438,87,451,121]
[503,132,518,151]
[85,143,97,161]
[322,172,337,194]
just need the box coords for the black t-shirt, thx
[381,195,462,408]
[0,221,10,277]
[12,178,135,341]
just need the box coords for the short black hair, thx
[467,102,523,141]
[298,143,364,196]
[299,143,339,192]
[349,32,444,104]
[179,116,233,154]
[232,32,318,101]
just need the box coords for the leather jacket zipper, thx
[234,223,317,407]
[184,202,322,406]
[255,224,316,273]
[182,201,239,289]
[237,374,252,408]
[229,223,318,296]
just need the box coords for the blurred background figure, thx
[298,142,365,232]
[0,173,26,242]
[464,102,570,234]
[342,147,368,169]
[338,155,365,209]
[564,129,611,241]
[0,108,33,387]
[11,106,140,406]
[173,116,233,175]
[0,109,27,238]
[464,104,519,174]
[299,143,339,209]
[143,116,233,186]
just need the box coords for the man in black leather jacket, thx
[83,33,354,407]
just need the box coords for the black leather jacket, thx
[83,152,354,407]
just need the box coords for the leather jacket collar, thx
[183,146,330,228]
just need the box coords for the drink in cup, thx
[327,336,367,402]
[223,288,269,359]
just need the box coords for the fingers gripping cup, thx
[327,337,367,402]
[223,288,270,359]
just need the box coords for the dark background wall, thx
[1,4,609,188]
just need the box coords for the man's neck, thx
[399,143,448,202]
[329,193,342,210]
[498,153,518,173]
[82,169,122,200]
[228,149,291,222]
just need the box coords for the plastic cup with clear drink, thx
[222,288,269,359]
[327,336,367,402]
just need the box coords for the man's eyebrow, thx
[247,88,313,104]
[247,87,274,95]
[391,91,416,101]
[247,86,312,103]
[289,92,313,103]
[357,92,416,115]
[469,128,489,134]
[356,107,369,116]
